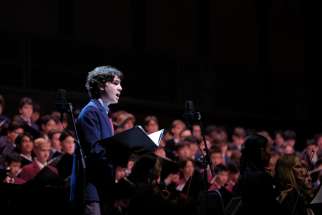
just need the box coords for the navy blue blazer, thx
[77,99,114,201]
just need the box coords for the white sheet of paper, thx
[147,129,164,147]
[311,183,322,204]
[136,126,164,147]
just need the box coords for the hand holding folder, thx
[99,126,164,166]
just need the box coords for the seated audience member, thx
[154,147,167,159]
[191,124,202,139]
[267,151,281,176]
[234,134,282,215]
[19,137,58,182]
[31,102,41,124]
[115,166,127,183]
[210,147,225,169]
[39,115,57,137]
[112,110,136,134]
[170,120,186,144]
[284,144,296,155]
[228,146,242,167]
[208,164,229,191]
[310,158,322,190]
[51,111,68,132]
[0,122,24,159]
[50,130,75,180]
[314,133,322,158]
[179,129,192,141]
[301,139,319,170]
[174,141,192,161]
[60,130,75,155]
[0,94,10,135]
[274,130,285,152]
[225,163,240,192]
[208,147,225,181]
[207,164,233,207]
[283,130,297,149]
[205,125,228,145]
[15,133,34,167]
[164,120,186,159]
[2,153,25,184]
[176,159,205,215]
[183,136,201,160]
[144,115,159,134]
[275,154,315,215]
[13,97,39,132]
[48,130,62,159]
[230,127,247,150]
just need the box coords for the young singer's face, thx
[101,76,122,104]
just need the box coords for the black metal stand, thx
[56,89,86,212]
[182,101,213,215]
[66,102,86,203]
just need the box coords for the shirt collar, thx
[35,158,47,170]
[98,98,110,114]
[20,153,33,162]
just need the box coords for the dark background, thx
[0,0,322,144]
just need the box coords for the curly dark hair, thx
[85,66,123,99]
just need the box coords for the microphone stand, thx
[58,93,87,213]
[66,102,87,201]
[183,101,212,215]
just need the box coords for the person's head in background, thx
[18,97,34,122]
[144,115,159,134]
[232,127,247,149]
[39,115,57,136]
[275,154,312,192]
[0,95,10,135]
[175,141,192,161]
[240,134,271,173]
[183,136,200,160]
[59,130,75,155]
[283,130,296,148]
[213,164,229,187]
[0,94,5,116]
[154,147,166,158]
[179,129,192,141]
[303,139,319,166]
[229,149,242,167]
[179,158,195,178]
[199,139,211,156]
[314,133,322,150]
[283,144,295,155]
[5,153,22,177]
[33,137,51,164]
[6,122,24,143]
[210,146,225,167]
[51,112,68,131]
[227,162,240,185]
[274,130,285,147]
[257,130,273,146]
[85,65,123,105]
[205,125,227,145]
[31,103,41,124]
[192,124,202,139]
[267,151,281,176]
[170,120,186,143]
[112,110,135,134]
[125,154,138,176]
[48,130,62,153]
[15,133,34,156]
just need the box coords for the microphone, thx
[182,100,201,128]
[55,89,69,122]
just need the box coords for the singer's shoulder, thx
[78,100,100,117]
